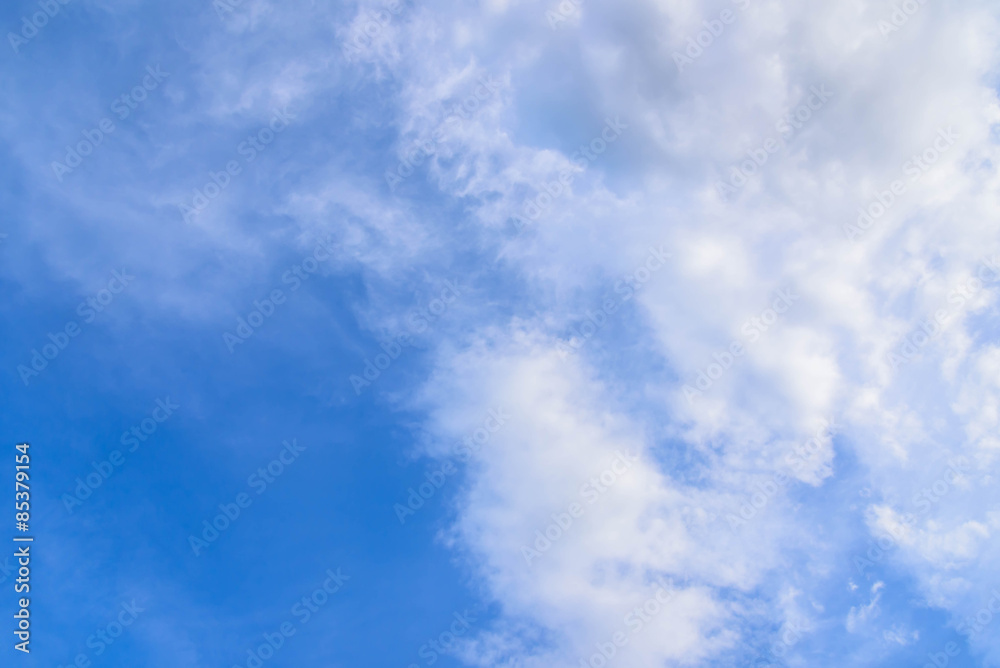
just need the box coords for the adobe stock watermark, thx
[406,604,485,667]
[61,397,179,513]
[911,588,1000,668]
[230,567,349,668]
[7,0,73,54]
[393,408,509,524]
[557,245,671,359]
[213,0,249,21]
[724,419,836,531]
[51,65,169,182]
[716,84,833,199]
[509,118,627,231]
[957,588,1000,641]
[341,0,405,61]
[180,108,296,224]
[521,451,639,566]
[682,288,799,404]
[876,0,932,37]
[546,0,583,30]
[853,457,970,574]
[17,269,134,387]
[223,236,336,353]
[349,279,462,395]
[385,74,501,191]
[916,641,963,668]
[886,255,1000,371]
[672,0,752,72]
[577,583,677,668]
[843,126,959,242]
[745,622,804,668]
[188,439,306,556]
[55,600,145,668]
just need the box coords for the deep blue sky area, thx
[0,238,487,667]
[0,279,497,668]
[0,3,488,661]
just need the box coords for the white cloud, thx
[847,581,884,633]
[358,0,1000,664]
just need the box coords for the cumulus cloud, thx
[335,0,1000,664]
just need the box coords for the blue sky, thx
[1,0,1000,666]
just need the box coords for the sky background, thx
[1,0,1000,666]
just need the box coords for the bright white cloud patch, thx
[329,0,1000,664]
